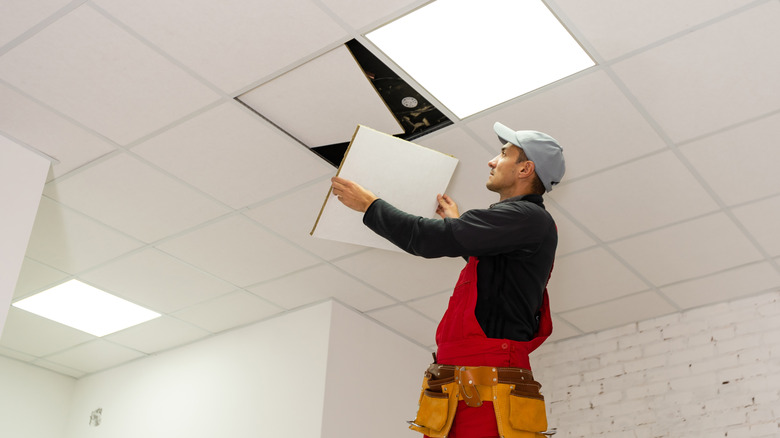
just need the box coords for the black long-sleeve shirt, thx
[363,194,558,342]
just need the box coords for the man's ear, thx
[518,160,536,179]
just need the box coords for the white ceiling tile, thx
[0,5,220,144]
[680,113,780,206]
[611,3,780,142]
[367,305,437,347]
[555,0,756,60]
[172,290,283,333]
[0,83,115,180]
[415,126,498,213]
[549,248,648,312]
[546,315,582,343]
[29,359,86,379]
[0,0,70,47]
[0,307,95,357]
[244,179,363,261]
[560,291,677,333]
[105,316,210,354]
[550,151,719,241]
[732,196,780,257]
[25,197,144,274]
[544,203,596,256]
[333,249,465,301]
[467,71,667,180]
[132,102,333,209]
[157,215,320,287]
[0,346,36,363]
[13,258,69,299]
[661,262,780,310]
[80,248,237,314]
[44,154,231,243]
[92,0,347,92]
[406,291,450,323]
[44,339,145,374]
[610,213,763,286]
[248,264,394,312]
[239,45,403,147]
[318,0,421,30]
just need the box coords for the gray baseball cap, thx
[493,122,565,192]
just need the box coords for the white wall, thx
[321,301,431,438]
[0,355,75,438]
[531,290,780,438]
[0,136,50,337]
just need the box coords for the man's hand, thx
[436,194,460,219]
[331,177,378,213]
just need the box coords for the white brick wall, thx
[531,291,780,438]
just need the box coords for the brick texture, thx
[531,291,780,437]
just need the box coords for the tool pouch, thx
[408,376,458,437]
[495,380,548,438]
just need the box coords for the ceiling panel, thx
[0,84,115,180]
[554,0,756,60]
[92,0,348,92]
[239,45,403,147]
[680,113,780,206]
[548,248,648,312]
[248,263,393,312]
[466,70,667,180]
[318,0,423,30]
[105,316,210,354]
[79,248,237,314]
[611,2,780,142]
[244,179,364,261]
[25,198,144,274]
[132,102,333,209]
[13,258,69,300]
[172,290,282,334]
[559,291,677,333]
[610,213,763,286]
[156,215,321,287]
[661,262,780,310]
[406,290,450,323]
[550,151,720,241]
[366,304,437,347]
[0,308,94,357]
[44,154,231,243]
[544,203,596,257]
[43,339,145,374]
[333,249,466,301]
[0,0,71,47]
[732,196,780,257]
[0,5,220,145]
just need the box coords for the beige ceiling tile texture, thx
[732,196,780,258]
[13,258,69,300]
[248,264,394,312]
[172,290,283,334]
[662,262,780,310]
[92,0,347,93]
[244,179,363,261]
[0,0,72,46]
[467,70,667,180]
[544,203,596,257]
[132,102,333,209]
[554,0,756,60]
[367,304,437,347]
[44,154,231,243]
[548,248,648,312]
[680,113,780,206]
[157,216,320,287]
[80,248,237,314]
[0,308,95,358]
[560,291,677,333]
[610,213,763,287]
[44,339,146,374]
[406,291,451,323]
[611,3,780,142]
[318,0,423,30]
[25,198,144,274]
[0,84,116,180]
[0,5,220,144]
[105,316,210,354]
[550,151,719,242]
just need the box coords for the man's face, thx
[486,143,524,193]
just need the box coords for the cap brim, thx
[493,122,518,147]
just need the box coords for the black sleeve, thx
[363,198,550,259]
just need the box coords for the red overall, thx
[427,257,552,438]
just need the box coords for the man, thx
[331,122,565,438]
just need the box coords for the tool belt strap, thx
[424,364,541,407]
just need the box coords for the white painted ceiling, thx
[2,0,779,378]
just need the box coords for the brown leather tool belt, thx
[424,363,542,405]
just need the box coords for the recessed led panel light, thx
[13,279,160,337]
[366,0,595,118]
